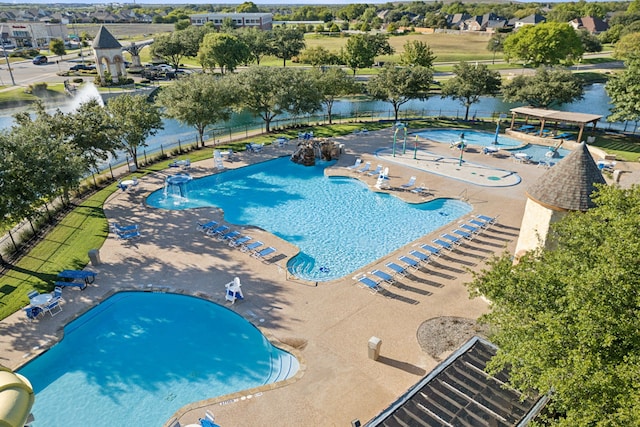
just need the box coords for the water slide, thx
[0,366,34,427]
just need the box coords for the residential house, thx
[513,13,546,29]
[570,16,609,34]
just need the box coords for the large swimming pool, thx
[146,157,472,281]
[18,292,298,427]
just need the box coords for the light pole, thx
[1,42,15,86]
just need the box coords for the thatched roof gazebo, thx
[509,107,602,143]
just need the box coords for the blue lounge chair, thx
[433,238,455,252]
[356,275,385,294]
[206,225,229,238]
[408,250,430,265]
[476,214,498,224]
[452,229,474,241]
[217,229,240,242]
[399,255,420,271]
[197,220,218,232]
[366,164,383,176]
[441,233,463,246]
[117,230,141,240]
[241,241,264,253]
[371,269,395,285]
[346,158,362,170]
[553,132,573,140]
[252,246,277,261]
[460,223,481,235]
[386,262,408,277]
[356,161,371,174]
[229,235,252,248]
[468,218,491,230]
[419,244,441,258]
[111,223,138,233]
[400,176,416,190]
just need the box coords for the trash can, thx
[88,249,101,266]
[368,336,382,361]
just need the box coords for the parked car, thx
[69,63,95,71]
[154,64,173,72]
[32,55,48,65]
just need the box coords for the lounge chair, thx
[398,255,420,271]
[356,161,371,174]
[346,159,362,170]
[366,164,383,177]
[468,218,491,230]
[419,244,441,258]
[241,241,264,253]
[229,235,252,248]
[411,186,430,196]
[441,233,464,246]
[111,223,138,233]
[452,229,474,241]
[206,225,229,238]
[433,238,455,252]
[252,246,277,261]
[117,230,141,240]
[553,132,573,140]
[386,262,408,277]
[475,214,498,225]
[217,229,240,242]
[197,220,218,232]
[408,250,430,265]
[460,223,481,235]
[355,275,385,294]
[246,143,263,153]
[400,176,416,190]
[371,269,395,285]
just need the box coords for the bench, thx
[55,281,87,290]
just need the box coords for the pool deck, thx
[1,128,638,427]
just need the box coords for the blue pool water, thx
[146,157,472,281]
[416,129,523,148]
[512,144,570,163]
[18,292,298,427]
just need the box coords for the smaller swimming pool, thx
[18,292,298,427]
[416,129,522,148]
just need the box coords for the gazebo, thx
[509,107,602,143]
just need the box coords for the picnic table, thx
[56,270,97,290]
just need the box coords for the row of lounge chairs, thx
[346,160,430,195]
[196,220,278,262]
[354,214,498,295]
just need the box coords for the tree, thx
[105,94,163,169]
[502,67,584,109]
[270,26,306,67]
[503,22,584,66]
[578,29,602,53]
[341,33,393,76]
[49,38,65,60]
[199,32,249,74]
[237,1,259,13]
[613,32,640,60]
[150,26,207,70]
[606,57,640,123]
[467,184,640,426]
[298,46,339,67]
[237,27,273,66]
[311,67,360,124]
[367,64,433,122]
[400,40,436,67]
[487,33,507,64]
[157,73,237,146]
[441,62,501,121]
[234,67,321,132]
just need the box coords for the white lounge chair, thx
[400,176,416,190]
[367,164,383,176]
[346,158,362,170]
[356,162,371,174]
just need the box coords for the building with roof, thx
[513,14,546,29]
[365,336,548,426]
[569,17,609,34]
[514,142,606,256]
[92,25,126,84]
[189,13,272,30]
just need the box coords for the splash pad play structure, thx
[0,365,34,427]
[163,173,193,204]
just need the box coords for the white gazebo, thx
[91,26,126,84]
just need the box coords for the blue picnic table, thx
[56,270,97,290]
